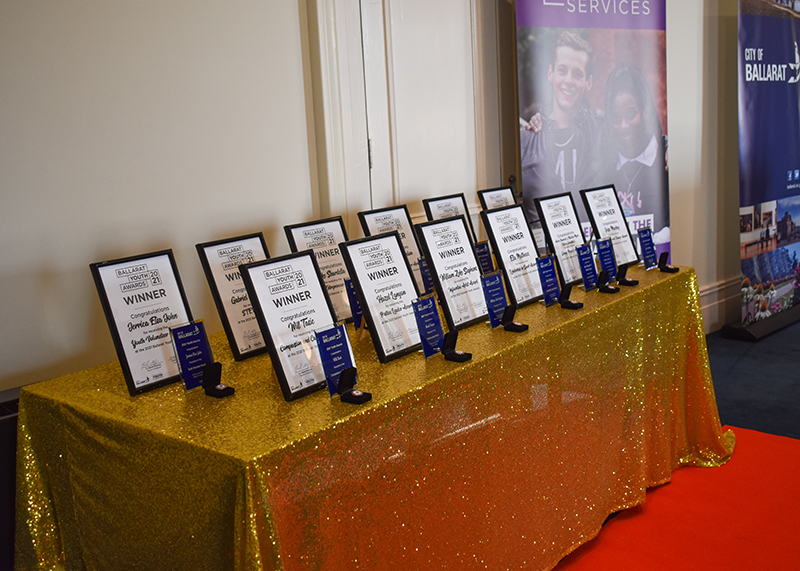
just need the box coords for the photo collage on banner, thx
[515,1,670,256]
[738,0,800,326]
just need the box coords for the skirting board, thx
[699,276,742,334]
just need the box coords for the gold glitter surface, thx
[15,267,734,570]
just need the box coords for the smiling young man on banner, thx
[520,31,602,233]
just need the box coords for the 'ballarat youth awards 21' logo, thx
[743,43,800,83]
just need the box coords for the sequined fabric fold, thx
[16,267,734,570]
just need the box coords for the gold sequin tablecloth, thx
[16,267,734,571]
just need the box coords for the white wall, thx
[0,1,317,392]
[666,0,742,331]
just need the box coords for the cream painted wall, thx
[0,1,318,392]
[665,0,742,331]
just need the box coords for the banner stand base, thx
[721,304,800,342]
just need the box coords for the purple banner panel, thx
[517,0,665,31]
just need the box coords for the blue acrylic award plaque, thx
[315,324,356,397]
[418,257,435,295]
[344,279,363,329]
[412,295,444,358]
[475,242,495,275]
[170,321,214,390]
[481,272,507,328]
[576,244,599,292]
[597,238,618,281]
[638,228,658,270]
[537,256,561,307]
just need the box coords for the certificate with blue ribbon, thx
[416,216,489,330]
[284,217,352,323]
[480,204,543,306]
[581,185,640,268]
[196,233,270,361]
[340,233,422,363]
[358,205,427,293]
[534,193,586,286]
[240,251,337,401]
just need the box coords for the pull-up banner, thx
[737,0,800,327]
[516,0,670,260]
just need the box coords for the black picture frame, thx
[284,216,352,323]
[422,193,478,243]
[477,186,516,211]
[480,204,544,307]
[239,250,338,401]
[415,215,489,331]
[580,184,641,268]
[357,204,426,293]
[196,233,270,361]
[339,232,422,363]
[90,249,193,396]
[534,192,587,287]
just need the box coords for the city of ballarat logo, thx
[743,43,800,83]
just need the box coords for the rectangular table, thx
[16,266,734,571]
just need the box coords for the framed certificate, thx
[90,250,193,396]
[196,233,269,360]
[358,205,426,293]
[240,251,337,401]
[416,216,489,330]
[284,216,352,322]
[422,193,477,242]
[477,186,516,211]
[340,233,422,363]
[580,185,640,267]
[481,204,544,306]
[534,193,586,287]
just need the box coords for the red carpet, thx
[554,426,800,570]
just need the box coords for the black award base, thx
[202,362,235,398]
[338,367,371,404]
[617,264,639,287]
[443,330,472,362]
[659,252,679,273]
[597,270,620,294]
[501,305,528,333]
[559,284,584,310]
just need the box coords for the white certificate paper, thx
[479,187,516,210]
[345,235,420,359]
[418,218,488,328]
[423,193,477,241]
[537,195,584,284]
[200,236,267,356]
[246,254,335,394]
[427,197,467,220]
[582,186,639,266]
[359,207,425,292]
[483,206,543,304]
[286,219,351,322]
[95,253,190,390]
